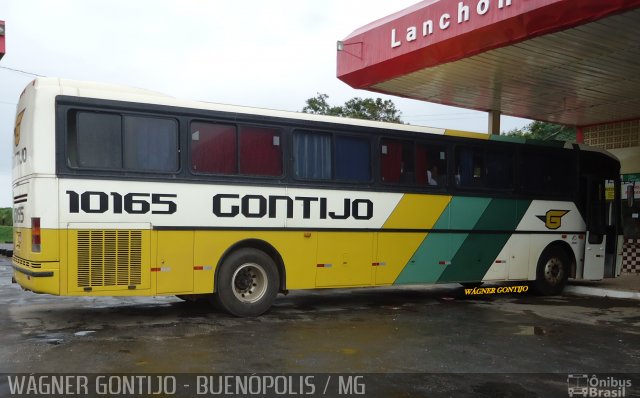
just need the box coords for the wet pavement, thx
[1,255,639,396]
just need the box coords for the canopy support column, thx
[488,110,501,135]
[576,126,584,144]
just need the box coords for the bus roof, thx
[31,77,587,151]
[32,77,447,135]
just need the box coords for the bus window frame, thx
[452,143,516,194]
[188,119,286,180]
[65,108,181,175]
[333,133,373,184]
[378,136,450,190]
[291,129,374,185]
[415,138,449,189]
[189,119,238,176]
[518,145,578,201]
[379,136,415,186]
[55,96,599,206]
[238,123,285,178]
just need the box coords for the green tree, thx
[0,208,12,226]
[302,93,343,117]
[302,93,403,123]
[503,121,576,141]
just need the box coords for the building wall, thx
[584,120,640,273]
[584,120,640,150]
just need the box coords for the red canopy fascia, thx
[0,21,5,61]
[337,0,640,89]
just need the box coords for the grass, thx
[0,226,12,243]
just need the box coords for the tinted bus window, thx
[416,143,447,186]
[71,111,178,172]
[75,112,121,169]
[123,116,178,172]
[456,147,513,189]
[521,149,574,196]
[239,126,282,176]
[486,150,513,189]
[335,135,370,182]
[191,122,237,174]
[293,131,331,180]
[191,122,283,177]
[456,147,484,187]
[381,138,414,183]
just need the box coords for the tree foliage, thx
[503,120,576,141]
[302,93,403,123]
[0,208,12,226]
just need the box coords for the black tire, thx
[214,248,279,317]
[176,295,209,305]
[532,246,569,295]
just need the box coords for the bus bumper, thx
[12,257,60,295]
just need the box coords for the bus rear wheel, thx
[533,246,569,295]
[214,248,279,317]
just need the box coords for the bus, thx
[11,78,623,317]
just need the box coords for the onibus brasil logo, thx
[567,374,632,397]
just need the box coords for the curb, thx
[565,285,640,300]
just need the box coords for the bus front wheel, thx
[214,248,279,317]
[533,246,569,296]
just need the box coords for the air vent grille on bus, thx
[77,230,142,288]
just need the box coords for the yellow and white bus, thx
[12,78,622,316]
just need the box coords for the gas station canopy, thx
[337,0,640,127]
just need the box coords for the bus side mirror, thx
[628,184,634,208]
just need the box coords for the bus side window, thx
[416,143,447,186]
[191,122,237,174]
[70,111,179,173]
[520,149,573,197]
[293,131,331,180]
[380,138,413,184]
[239,126,282,177]
[456,147,483,187]
[71,112,122,169]
[334,135,371,182]
[486,150,513,189]
[455,147,512,189]
[123,116,178,172]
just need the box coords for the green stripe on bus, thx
[490,135,526,144]
[524,139,567,148]
[475,198,531,231]
[394,197,491,284]
[436,199,532,283]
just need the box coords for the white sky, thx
[0,0,530,207]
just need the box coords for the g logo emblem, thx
[14,110,25,147]
[537,210,569,230]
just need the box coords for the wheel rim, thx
[231,263,268,303]
[543,257,564,286]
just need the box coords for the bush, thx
[0,208,12,226]
[0,226,12,243]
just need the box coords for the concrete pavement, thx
[567,273,640,300]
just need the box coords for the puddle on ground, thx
[33,334,65,345]
[74,330,96,337]
[514,326,549,336]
